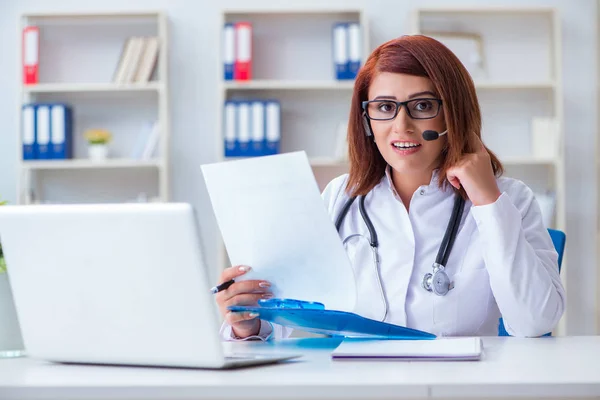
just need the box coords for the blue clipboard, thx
[228,298,436,340]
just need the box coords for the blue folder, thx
[229,298,436,340]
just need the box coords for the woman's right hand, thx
[215,265,273,339]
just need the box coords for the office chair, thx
[497,228,565,337]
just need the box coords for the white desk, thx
[0,336,599,400]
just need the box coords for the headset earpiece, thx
[362,113,374,137]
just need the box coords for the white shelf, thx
[309,157,349,167]
[222,8,364,16]
[23,82,165,94]
[475,81,555,90]
[21,159,162,170]
[223,80,355,91]
[501,157,558,166]
[22,11,165,19]
[416,7,555,15]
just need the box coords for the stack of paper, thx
[331,337,483,361]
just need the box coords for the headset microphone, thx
[422,129,448,141]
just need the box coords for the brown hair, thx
[346,35,503,197]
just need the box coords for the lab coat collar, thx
[383,165,444,198]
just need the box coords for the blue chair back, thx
[498,228,565,336]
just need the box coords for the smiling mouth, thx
[392,142,422,149]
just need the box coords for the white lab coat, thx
[221,168,565,340]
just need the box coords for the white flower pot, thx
[88,144,109,161]
[0,272,25,358]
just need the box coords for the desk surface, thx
[0,336,599,400]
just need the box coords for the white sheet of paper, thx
[332,337,483,361]
[201,151,356,312]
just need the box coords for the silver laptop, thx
[0,203,300,369]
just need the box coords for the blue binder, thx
[50,104,73,159]
[224,100,238,157]
[35,104,51,159]
[347,22,361,79]
[264,99,280,155]
[21,104,37,160]
[250,100,265,157]
[223,23,235,81]
[332,23,350,80]
[229,298,436,340]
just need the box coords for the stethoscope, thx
[334,193,465,302]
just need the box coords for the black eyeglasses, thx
[362,98,443,120]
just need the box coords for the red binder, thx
[22,26,39,85]
[234,22,252,80]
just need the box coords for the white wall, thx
[0,0,597,335]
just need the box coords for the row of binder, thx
[222,21,362,81]
[333,22,362,80]
[224,100,280,157]
[223,22,252,81]
[22,103,73,160]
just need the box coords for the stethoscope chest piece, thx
[422,263,454,296]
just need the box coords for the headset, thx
[362,112,448,141]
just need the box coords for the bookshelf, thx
[216,8,369,271]
[17,11,170,205]
[412,6,565,334]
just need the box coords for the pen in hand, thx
[210,279,235,294]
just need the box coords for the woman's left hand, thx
[446,136,501,206]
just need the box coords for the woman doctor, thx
[216,35,566,340]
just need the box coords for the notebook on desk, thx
[331,337,483,361]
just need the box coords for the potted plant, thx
[0,198,25,357]
[84,129,112,161]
